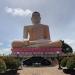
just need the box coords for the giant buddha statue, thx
[12,12,62,48]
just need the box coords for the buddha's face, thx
[31,12,41,25]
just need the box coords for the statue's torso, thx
[24,24,50,41]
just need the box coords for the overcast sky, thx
[0,0,75,55]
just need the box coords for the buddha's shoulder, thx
[24,25,33,28]
[24,24,49,28]
[40,24,49,28]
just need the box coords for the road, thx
[17,66,69,75]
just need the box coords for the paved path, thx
[17,66,69,75]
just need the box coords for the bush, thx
[66,57,75,69]
[4,57,20,70]
[0,58,6,73]
[61,57,68,67]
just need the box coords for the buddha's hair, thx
[32,11,40,17]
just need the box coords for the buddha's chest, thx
[28,26,45,40]
[29,26,44,35]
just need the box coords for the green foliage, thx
[0,58,6,73]
[61,56,75,69]
[4,57,20,70]
[61,57,68,67]
[61,40,73,53]
[66,57,75,69]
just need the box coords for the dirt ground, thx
[17,66,70,75]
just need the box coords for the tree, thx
[60,57,68,67]
[61,40,73,53]
[66,56,75,69]
[0,58,6,73]
[4,57,20,70]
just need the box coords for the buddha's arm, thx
[23,26,28,39]
[44,26,50,40]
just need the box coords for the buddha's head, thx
[31,11,41,25]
